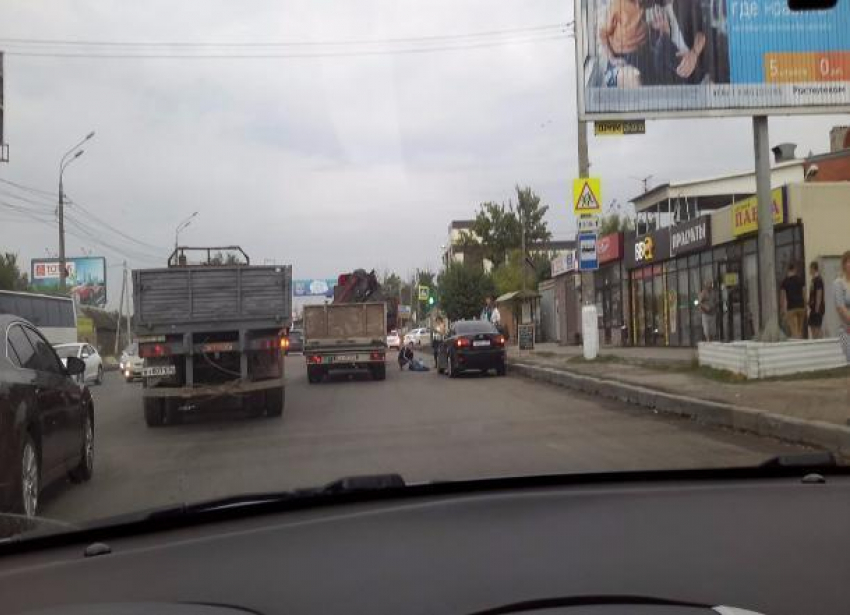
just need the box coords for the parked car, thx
[287,328,304,354]
[436,320,506,377]
[0,314,95,516]
[404,327,432,346]
[53,342,103,385]
[119,342,144,382]
[386,330,401,349]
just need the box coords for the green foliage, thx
[491,249,537,296]
[0,253,29,291]
[437,263,495,321]
[598,213,633,236]
[469,186,552,267]
[381,272,403,298]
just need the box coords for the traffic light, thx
[428,293,435,307]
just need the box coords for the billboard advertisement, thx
[576,0,850,118]
[30,257,107,307]
[292,278,337,297]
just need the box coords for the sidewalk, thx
[508,342,850,455]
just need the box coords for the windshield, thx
[1,0,848,537]
[53,345,80,359]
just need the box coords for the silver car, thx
[53,342,104,385]
[119,342,145,382]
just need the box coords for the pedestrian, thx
[397,341,414,371]
[480,296,494,323]
[808,261,826,339]
[432,316,446,368]
[834,251,850,363]
[698,281,716,342]
[780,263,806,339]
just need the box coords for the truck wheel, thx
[266,387,284,417]
[166,399,184,425]
[372,364,386,381]
[307,366,322,384]
[144,398,165,427]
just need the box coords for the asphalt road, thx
[40,354,802,524]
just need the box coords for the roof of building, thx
[496,290,541,303]
[630,160,805,213]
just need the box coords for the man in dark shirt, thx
[780,263,806,338]
[808,261,826,339]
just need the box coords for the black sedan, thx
[436,320,506,377]
[0,315,94,517]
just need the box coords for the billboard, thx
[1,51,5,155]
[576,0,850,118]
[292,278,337,297]
[30,257,107,307]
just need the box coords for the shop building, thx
[626,174,850,346]
[593,232,627,345]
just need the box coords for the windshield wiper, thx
[759,451,837,469]
[467,595,761,615]
[145,473,407,520]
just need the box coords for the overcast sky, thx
[1,0,846,310]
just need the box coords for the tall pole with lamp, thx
[58,131,95,291]
[174,211,199,255]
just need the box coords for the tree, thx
[437,263,495,321]
[598,213,634,235]
[381,272,403,298]
[491,249,538,296]
[469,186,552,266]
[0,253,29,291]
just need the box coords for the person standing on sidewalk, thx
[834,251,850,363]
[431,316,446,368]
[698,282,716,342]
[780,263,806,339]
[808,261,826,339]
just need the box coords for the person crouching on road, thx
[398,341,414,370]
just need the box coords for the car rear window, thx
[454,321,497,335]
[55,345,80,359]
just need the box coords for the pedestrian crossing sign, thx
[572,178,601,215]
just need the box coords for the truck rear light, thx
[370,351,384,361]
[280,337,290,350]
[307,355,323,364]
[140,343,171,358]
[456,337,471,348]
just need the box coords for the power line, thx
[65,196,168,251]
[0,23,567,48]
[2,33,568,60]
[0,188,56,211]
[0,177,57,198]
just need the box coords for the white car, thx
[386,330,401,349]
[53,342,104,385]
[404,328,432,346]
[120,342,145,382]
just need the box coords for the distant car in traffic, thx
[404,328,431,346]
[119,342,144,382]
[287,328,304,354]
[386,330,401,349]
[0,314,94,517]
[436,320,506,377]
[53,342,104,385]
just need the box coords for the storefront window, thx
[667,266,678,346]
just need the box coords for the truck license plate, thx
[202,342,235,353]
[143,365,176,377]
[334,355,358,363]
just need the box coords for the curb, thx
[510,361,850,457]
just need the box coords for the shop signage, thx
[518,324,535,350]
[550,250,577,277]
[596,232,623,264]
[578,233,598,271]
[731,188,786,237]
[594,120,645,136]
[572,178,601,215]
[669,216,711,257]
[625,228,670,269]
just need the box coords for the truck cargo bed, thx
[133,265,292,334]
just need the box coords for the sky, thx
[0,0,847,310]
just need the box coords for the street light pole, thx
[174,211,199,251]
[58,131,95,292]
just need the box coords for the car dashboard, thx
[1,470,848,615]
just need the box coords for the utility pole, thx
[520,200,527,296]
[125,264,132,344]
[577,120,594,307]
[58,131,95,291]
[114,261,126,356]
[753,116,782,342]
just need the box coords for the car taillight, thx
[493,335,505,346]
[456,337,471,348]
[140,343,171,358]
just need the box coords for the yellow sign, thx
[723,272,739,287]
[731,188,785,237]
[418,285,429,301]
[594,120,646,136]
[573,178,602,215]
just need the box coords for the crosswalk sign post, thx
[572,178,602,215]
